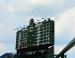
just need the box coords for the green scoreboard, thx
[16,18,54,50]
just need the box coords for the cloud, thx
[0,0,75,57]
[0,43,6,52]
[16,0,65,14]
[55,6,75,58]
[30,0,64,6]
[55,6,75,40]
[0,0,66,14]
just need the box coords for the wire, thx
[32,5,45,12]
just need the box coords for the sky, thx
[0,0,75,58]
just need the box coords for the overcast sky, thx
[0,0,75,58]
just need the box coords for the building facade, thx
[16,18,54,51]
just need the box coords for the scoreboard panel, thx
[16,18,54,50]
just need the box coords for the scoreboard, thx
[16,18,54,51]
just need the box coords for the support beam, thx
[56,38,75,58]
[61,54,64,58]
